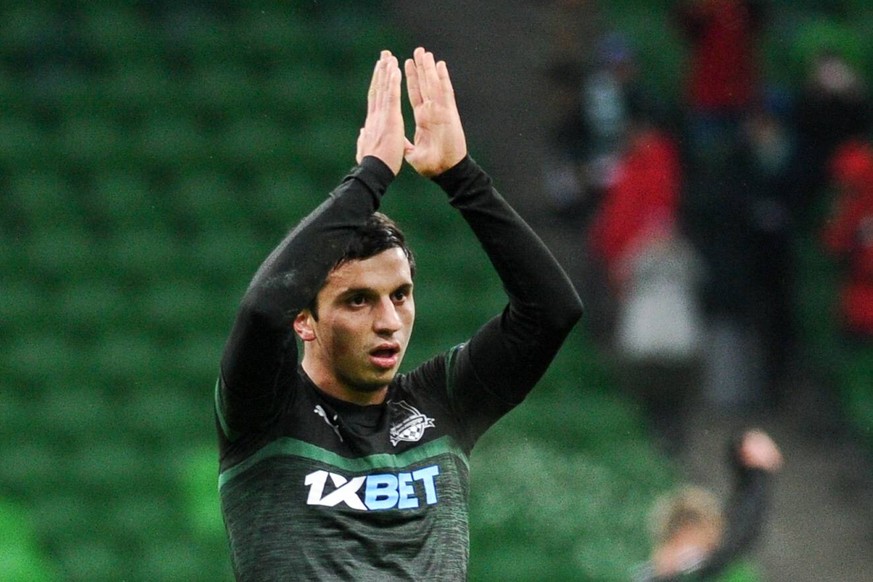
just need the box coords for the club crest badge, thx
[389,401,435,447]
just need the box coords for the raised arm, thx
[659,430,782,582]
[403,48,583,439]
[217,51,404,438]
[702,430,782,567]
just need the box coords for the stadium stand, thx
[3,1,811,580]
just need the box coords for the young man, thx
[215,48,583,580]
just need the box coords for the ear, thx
[293,310,317,342]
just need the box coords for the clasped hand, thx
[356,47,467,178]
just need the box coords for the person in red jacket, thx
[587,126,682,291]
[822,140,873,339]
[673,0,767,228]
[674,0,765,115]
[588,124,703,454]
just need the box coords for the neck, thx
[301,359,388,406]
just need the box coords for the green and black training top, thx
[216,156,583,581]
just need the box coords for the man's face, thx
[295,247,415,404]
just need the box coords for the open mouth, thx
[370,345,400,369]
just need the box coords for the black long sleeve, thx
[690,467,770,579]
[431,156,583,437]
[217,154,583,442]
[217,156,395,437]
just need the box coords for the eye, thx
[392,287,411,303]
[348,293,368,307]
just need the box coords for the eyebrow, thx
[337,282,413,300]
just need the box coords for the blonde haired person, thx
[636,429,783,581]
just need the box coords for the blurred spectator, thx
[588,123,703,453]
[587,124,682,286]
[543,32,660,217]
[634,429,783,581]
[673,0,773,412]
[543,31,664,344]
[793,49,872,231]
[673,0,767,176]
[822,140,873,340]
[720,99,800,408]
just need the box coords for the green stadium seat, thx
[135,113,211,171]
[0,117,54,172]
[260,65,337,125]
[296,117,359,177]
[103,226,185,284]
[106,494,179,545]
[216,115,292,168]
[232,5,315,60]
[52,537,121,582]
[121,382,211,443]
[139,537,231,582]
[177,446,224,541]
[185,227,264,287]
[169,332,223,385]
[0,231,22,279]
[99,63,175,121]
[0,278,47,335]
[65,437,152,495]
[56,280,128,338]
[28,491,92,547]
[0,438,65,497]
[25,224,100,282]
[0,498,56,582]
[181,61,254,120]
[33,382,114,445]
[87,169,167,234]
[136,278,212,336]
[0,389,31,441]
[2,333,84,388]
[164,169,243,231]
[7,169,75,227]
[77,3,157,62]
[0,3,57,57]
[56,115,129,170]
[250,169,320,229]
[0,63,17,100]
[91,329,160,385]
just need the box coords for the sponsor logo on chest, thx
[304,465,440,511]
[302,400,441,511]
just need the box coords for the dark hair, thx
[309,212,415,319]
[335,212,415,276]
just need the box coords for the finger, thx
[385,58,402,112]
[405,57,422,109]
[417,48,439,103]
[436,60,455,106]
[379,51,397,110]
[367,53,386,118]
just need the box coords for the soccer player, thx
[215,47,583,580]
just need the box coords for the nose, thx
[373,296,402,334]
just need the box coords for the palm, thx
[356,51,404,175]
[404,48,467,177]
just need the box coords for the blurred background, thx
[1,0,872,580]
